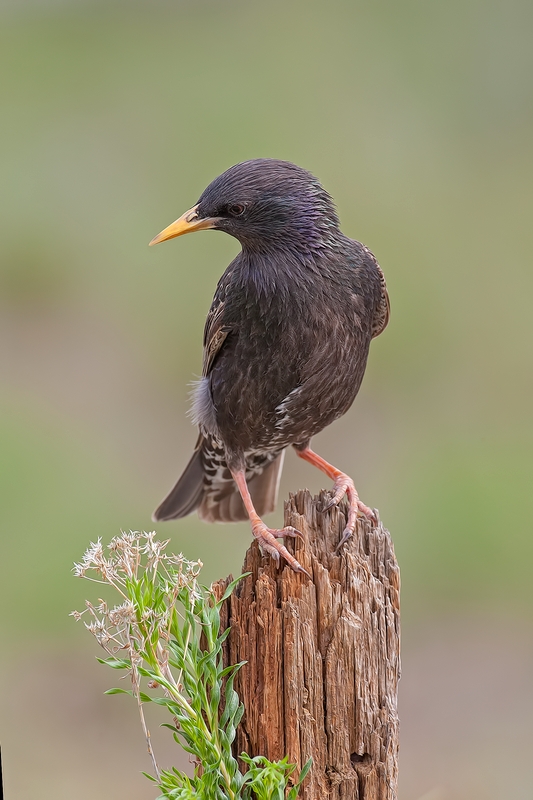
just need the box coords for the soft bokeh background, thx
[1,1,532,798]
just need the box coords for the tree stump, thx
[213,489,400,800]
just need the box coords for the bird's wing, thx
[202,278,232,376]
[365,247,390,338]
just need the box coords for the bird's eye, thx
[227,203,246,217]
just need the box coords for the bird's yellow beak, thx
[149,204,216,246]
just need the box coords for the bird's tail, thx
[152,440,205,522]
[152,438,285,524]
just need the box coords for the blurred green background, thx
[1,1,532,798]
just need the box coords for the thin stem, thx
[137,689,160,781]
[130,645,160,781]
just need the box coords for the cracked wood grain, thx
[213,489,400,799]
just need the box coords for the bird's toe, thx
[356,499,376,521]
[281,525,305,540]
[251,522,309,576]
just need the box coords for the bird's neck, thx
[234,241,335,307]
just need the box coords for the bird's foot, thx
[321,475,376,551]
[251,521,310,577]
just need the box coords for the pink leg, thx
[230,468,310,576]
[294,446,376,549]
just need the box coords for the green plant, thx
[71,531,311,799]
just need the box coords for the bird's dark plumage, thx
[151,159,389,572]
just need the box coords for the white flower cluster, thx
[73,531,202,582]
[71,531,203,656]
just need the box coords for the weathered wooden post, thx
[213,489,400,799]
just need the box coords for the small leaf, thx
[96,656,129,670]
[220,660,247,679]
[287,757,313,799]
[160,722,180,733]
[217,573,250,605]
[218,626,231,645]
[220,676,240,729]
[233,703,244,729]
[104,688,132,696]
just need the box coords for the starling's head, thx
[150,159,340,254]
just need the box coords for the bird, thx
[149,159,389,575]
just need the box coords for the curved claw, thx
[335,526,354,552]
[322,481,349,512]
[321,495,339,513]
[293,562,312,578]
[281,525,305,541]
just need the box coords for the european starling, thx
[150,159,389,574]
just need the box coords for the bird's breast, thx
[207,277,372,455]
